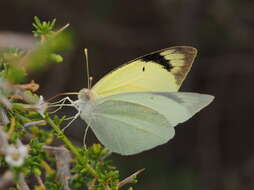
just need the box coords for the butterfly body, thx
[75,46,214,155]
[75,88,96,124]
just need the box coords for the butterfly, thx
[71,46,214,155]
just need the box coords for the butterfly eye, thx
[142,67,145,72]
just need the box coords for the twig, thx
[88,178,97,190]
[35,176,46,190]
[0,93,12,110]
[0,31,35,50]
[45,116,98,179]
[17,174,30,190]
[0,108,10,125]
[24,120,47,127]
[43,145,68,151]
[45,116,80,157]
[41,160,55,176]
[54,24,70,36]
[0,78,38,104]
[0,171,14,189]
[0,125,8,153]
[50,146,71,190]
[7,118,16,137]
[14,80,39,92]
[118,168,145,188]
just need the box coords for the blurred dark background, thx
[1,0,254,189]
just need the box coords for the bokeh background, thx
[1,1,254,190]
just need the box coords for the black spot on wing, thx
[142,67,145,72]
[141,53,173,71]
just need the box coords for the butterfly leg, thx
[48,97,76,114]
[83,123,91,148]
[49,97,72,105]
[61,109,81,131]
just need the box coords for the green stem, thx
[45,116,80,157]
[45,116,98,178]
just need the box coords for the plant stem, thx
[7,118,16,137]
[45,116,98,178]
[45,116,80,157]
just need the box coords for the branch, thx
[0,31,35,50]
[45,146,71,190]
[0,171,14,189]
[0,126,8,153]
[45,116,98,179]
[118,168,145,188]
[17,174,30,190]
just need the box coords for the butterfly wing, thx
[97,92,214,126]
[92,46,197,97]
[89,100,173,155]
[83,92,213,155]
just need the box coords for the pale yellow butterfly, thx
[63,46,214,155]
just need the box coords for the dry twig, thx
[44,145,72,190]
[0,126,8,153]
[0,171,14,189]
[17,174,30,190]
[118,168,145,188]
[15,80,39,92]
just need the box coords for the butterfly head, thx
[78,88,97,102]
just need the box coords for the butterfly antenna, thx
[46,92,80,102]
[89,76,93,89]
[84,48,91,89]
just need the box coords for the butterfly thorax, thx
[78,88,97,102]
[76,88,97,123]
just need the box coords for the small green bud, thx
[92,144,102,154]
[49,53,63,63]
[34,167,42,176]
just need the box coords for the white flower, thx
[36,95,48,117]
[5,144,28,167]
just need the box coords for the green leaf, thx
[32,16,56,37]
[6,66,27,83]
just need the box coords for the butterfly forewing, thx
[92,46,197,97]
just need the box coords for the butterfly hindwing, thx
[92,46,197,97]
[89,98,174,155]
[82,92,213,155]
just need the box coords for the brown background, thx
[0,1,254,190]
